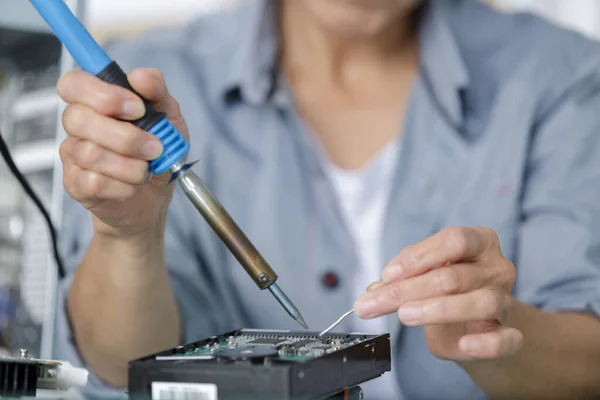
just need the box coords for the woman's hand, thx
[354,226,523,361]
[57,68,189,238]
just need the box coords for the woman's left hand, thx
[354,226,524,361]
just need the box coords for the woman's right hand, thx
[57,68,190,238]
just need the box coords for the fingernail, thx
[141,140,163,160]
[143,170,153,184]
[383,264,402,282]
[354,296,378,318]
[123,100,145,119]
[366,281,385,292]
[460,338,481,355]
[397,306,422,324]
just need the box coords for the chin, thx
[304,0,419,38]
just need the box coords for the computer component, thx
[129,329,391,400]
[0,349,88,398]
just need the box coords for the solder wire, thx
[319,309,355,337]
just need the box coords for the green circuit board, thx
[173,332,369,362]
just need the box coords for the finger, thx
[62,103,163,160]
[382,226,498,282]
[59,136,78,165]
[127,68,170,107]
[458,326,523,359]
[355,264,489,319]
[71,140,150,185]
[396,289,507,326]
[64,163,137,206]
[127,69,188,139]
[57,69,145,120]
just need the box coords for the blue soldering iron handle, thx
[94,62,189,174]
[28,0,189,175]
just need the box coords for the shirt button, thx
[322,271,340,289]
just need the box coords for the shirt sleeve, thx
[54,186,233,398]
[51,37,237,397]
[53,197,127,398]
[513,62,600,318]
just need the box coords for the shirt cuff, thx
[535,296,600,318]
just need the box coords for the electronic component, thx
[129,329,391,400]
[216,347,279,361]
[246,337,288,346]
[0,349,88,397]
[287,338,315,349]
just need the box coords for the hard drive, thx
[128,329,391,400]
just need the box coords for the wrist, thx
[92,205,167,239]
[92,217,165,260]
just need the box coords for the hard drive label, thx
[151,382,218,400]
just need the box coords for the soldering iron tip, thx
[297,315,308,330]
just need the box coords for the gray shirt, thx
[54,0,600,398]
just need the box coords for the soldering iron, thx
[28,0,307,330]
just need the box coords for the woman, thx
[54,0,600,398]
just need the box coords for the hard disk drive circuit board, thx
[129,329,391,400]
[169,330,381,362]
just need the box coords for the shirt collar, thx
[221,0,279,105]
[418,0,470,127]
[215,0,470,120]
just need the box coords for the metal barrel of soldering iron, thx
[29,0,307,329]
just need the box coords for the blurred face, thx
[299,0,421,39]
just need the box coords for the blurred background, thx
[0,0,598,362]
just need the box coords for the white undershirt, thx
[322,139,401,400]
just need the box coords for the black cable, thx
[0,128,66,280]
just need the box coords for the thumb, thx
[127,68,189,142]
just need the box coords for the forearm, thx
[462,299,600,399]
[67,224,181,388]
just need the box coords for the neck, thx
[279,1,420,86]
